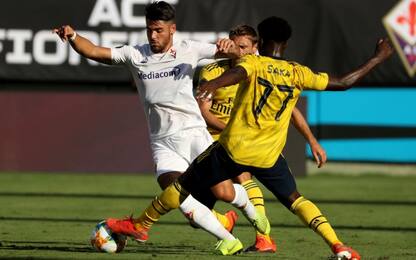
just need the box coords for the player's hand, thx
[374,38,394,62]
[53,25,75,42]
[216,38,240,58]
[310,141,327,168]
[216,38,234,52]
[196,82,216,101]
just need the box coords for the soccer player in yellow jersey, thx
[198,24,327,253]
[129,16,393,257]
[194,17,392,258]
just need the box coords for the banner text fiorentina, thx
[0,0,411,84]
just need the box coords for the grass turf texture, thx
[0,172,415,259]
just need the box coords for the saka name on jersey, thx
[219,54,328,168]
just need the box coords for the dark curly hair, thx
[145,1,175,22]
[257,16,292,43]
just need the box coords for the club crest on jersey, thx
[170,48,177,58]
[383,0,416,77]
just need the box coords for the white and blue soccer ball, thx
[90,220,127,253]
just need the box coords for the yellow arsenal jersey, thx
[219,54,329,168]
[199,59,239,140]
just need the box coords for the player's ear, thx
[253,42,258,52]
[170,24,176,35]
[281,41,288,53]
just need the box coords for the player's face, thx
[231,35,258,58]
[146,20,176,53]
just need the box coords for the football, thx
[90,220,127,253]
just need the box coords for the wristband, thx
[69,31,77,42]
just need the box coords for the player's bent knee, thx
[158,171,182,190]
[220,193,235,203]
[288,191,301,205]
[232,172,252,184]
[158,183,184,209]
[211,180,236,203]
[211,187,235,202]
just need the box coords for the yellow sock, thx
[242,179,271,239]
[134,181,189,230]
[212,209,231,230]
[242,179,265,214]
[291,196,342,247]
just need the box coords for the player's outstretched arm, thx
[290,107,327,168]
[197,80,227,132]
[326,38,394,90]
[53,25,112,65]
[197,66,247,101]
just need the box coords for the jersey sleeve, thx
[188,40,217,60]
[111,45,143,65]
[235,54,257,78]
[199,64,219,83]
[292,64,329,90]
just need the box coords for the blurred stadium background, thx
[1,0,415,175]
[0,0,416,258]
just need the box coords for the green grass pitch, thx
[0,172,415,259]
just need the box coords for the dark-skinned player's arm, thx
[326,38,394,90]
[197,67,247,101]
[53,25,112,65]
[290,107,327,168]
[197,79,227,132]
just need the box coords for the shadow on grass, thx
[0,240,228,257]
[1,216,416,233]
[0,242,93,253]
[1,192,415,206]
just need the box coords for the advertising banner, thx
[0,0,413,85]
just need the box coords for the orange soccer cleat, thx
[244,234,277,253]
[224,210,239,233]
[106,217,149,243]
[332,243,361,260]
